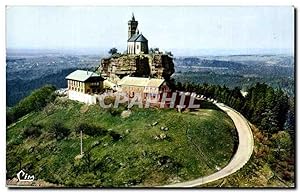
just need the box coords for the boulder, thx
[159,133,167,139]
[152,121,158,126]
[98,54,175,80]
[121,110,132,118]
[91,141,100,148]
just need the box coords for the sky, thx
[6,6,294,55]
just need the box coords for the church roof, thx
[66,70,102,82]
[128,34,148,42]
[135,34,148,42]
[128,34,138,42]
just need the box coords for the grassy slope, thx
[7,98,237,187]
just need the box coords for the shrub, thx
[23,123,42,138]
[49,122,70,140]
[76,123,107,137]
[108,47,118,55]
[108,130,122,141]
[108,108,122,116]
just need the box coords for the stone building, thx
[66,70,104,104]
[66,70,104,94]
[118,76,170,100]
[99,13,174,80]
[127,14,148,54]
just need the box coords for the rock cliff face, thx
[99,54,175,80]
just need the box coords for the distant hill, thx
[6,68,77,107]
[6,54,294,106]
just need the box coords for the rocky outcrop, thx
[99,54,175,80]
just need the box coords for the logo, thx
[17,170,35,182]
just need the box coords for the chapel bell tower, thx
[128,13,138,39]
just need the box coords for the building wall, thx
[127,41,148,54]
[68,80,85,93]
[67,79,103,94]
[84,81,103,94]
[127,42,135,54]
[121,85,145,98]
[144,86,159,94]
[120,83,169,100]
[160,82,170,92]
[68,90,97,104]
[135,42,141,54]
[140,41,148,54]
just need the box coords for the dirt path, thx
[162,103,254,187]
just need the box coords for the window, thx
[91,82,100,86]
[136,45,139,49]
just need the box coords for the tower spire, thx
[128,13,138,39]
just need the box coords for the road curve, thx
[162,103,254,187]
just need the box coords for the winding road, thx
[162,102,254,187]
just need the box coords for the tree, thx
[286,97,295,145]
[165,51,173,56]
[108,48,118,55]
[149,48,154,54]
[149,48,159,54]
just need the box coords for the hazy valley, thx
[6,50,294,107]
